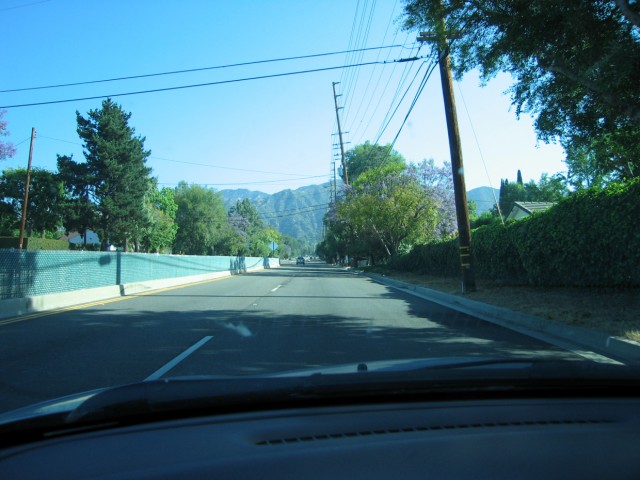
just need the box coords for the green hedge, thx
[393,179,640,287]
[472,222,528,284]
[0,237,69,251]
[510,179,640,286]
[390,238,459,277]
[0,237,18,249]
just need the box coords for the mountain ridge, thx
[220,184,329,246]
[220,184,499,245]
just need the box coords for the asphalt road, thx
[0,261,585,413]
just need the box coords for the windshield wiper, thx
[47,362,640,419]
[1,359,638,447]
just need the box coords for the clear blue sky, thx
[2,0,566,195]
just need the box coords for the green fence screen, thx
[0,250,272,300]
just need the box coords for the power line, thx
[344,0,401,138]
[342,0,378,123]
[158,175,326,187]
[0,0,52,12]
[374,54,440,167]
[12,137,32,147]
[37,134,82,146]
[149,156,323,178]
[348,54,438,173]
[0,57,423,109]
[261,202,330,215]
[0,44,414,94]
[386,58,437,148]
[37,134,322,178]
[373,58,429,144]
[260,204,330,220]
[340,0,366,96]
[455,81,503,222]
[373,42,423,140]
[350,35,419,144]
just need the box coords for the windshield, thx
[0,1,638,419]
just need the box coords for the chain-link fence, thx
[0,250,267,300]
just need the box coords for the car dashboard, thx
[1,396,640,479]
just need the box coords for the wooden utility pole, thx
[18,128,36,250]
[332,82,349,185]
[332,160,338,204]
[418,27,476,293]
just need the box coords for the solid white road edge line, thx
[144,335,214,381]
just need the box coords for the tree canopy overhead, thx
[402,0,640,181]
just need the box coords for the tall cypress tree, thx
[73,99,152,250]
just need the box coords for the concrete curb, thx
[363,272,640,365]
[0,264,278,320]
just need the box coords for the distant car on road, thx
[296,257,305,265]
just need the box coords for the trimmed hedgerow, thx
[391,179,640,287]
[0,237,69,251]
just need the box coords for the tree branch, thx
[370,222,392,258]
[540,59,640,123]
[614,0,640,29]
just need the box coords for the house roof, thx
[507,201,555,220]
[67,229,101,245]
[512,201,555,214]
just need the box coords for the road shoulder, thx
[362,271,640,365]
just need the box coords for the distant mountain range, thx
[467,186,499,215]
[220,184,499,246]
[220,184,329,246]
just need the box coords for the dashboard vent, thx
[255,419,611,446]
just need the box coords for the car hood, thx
[0,356,638,434]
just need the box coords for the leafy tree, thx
[226,198,280,257]
[407,158,456,238]
[173,182,227,255]
[0,168,65,237]
[403,0,640,180]
[345,141,406,183]
[0,201,15,235]
[279,234,299,259]
[214,221,247,256]
[140,183,178,253]
[336,164,438,262]
[227,199,258,255]
[229,198,263,230]
[253,226,280,257]
[497,171,569,217]
[467,199,477,220]
[0,110,17,161]
[562,139,617,189]
[497,178,525,218]
[57,154,97,246]
[317,209,355,264]
[67,99,153,250]
[524,172,570,203]
[470,210,501,229]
